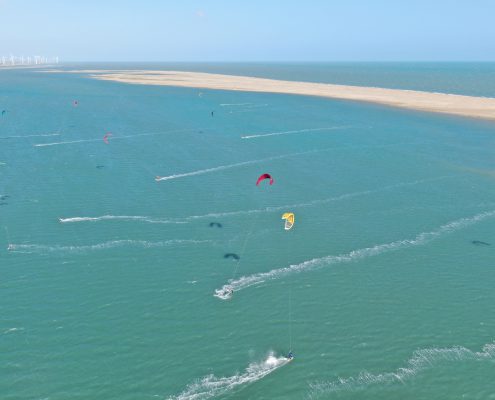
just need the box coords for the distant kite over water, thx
[103,133,112,144]
[256,173,274,186]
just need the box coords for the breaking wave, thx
[309,342,495,397]
[214,210,495,299]
[168,352,290,400]
[7,239,210,253]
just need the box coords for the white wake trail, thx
[0,133,60,139]
[309,342,495,397]
[60,176,454,226]
[214,210,495,299]
[7,239,210,253]
[58,215,187,224]
[184,176,454,222]
[168,352,290,400]
[241,126,351,139]
[220,103,265,107]
[34,128,195,147]
[35,138,101,147]
[155,147,334,182]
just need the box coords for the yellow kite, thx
[281,212,295,230]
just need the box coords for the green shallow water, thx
[1,65,495,400]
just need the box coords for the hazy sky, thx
[1,0,494,61]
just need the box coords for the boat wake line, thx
[214,209,495,299]
[167,352,290,400]
[308,341,495,397]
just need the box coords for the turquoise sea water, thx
[1,64,495,399]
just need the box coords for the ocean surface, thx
[1,63,495,400]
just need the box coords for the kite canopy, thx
[256,173,274,186]
[224,253,240,260]
[281,212,295,230]
[103,133,112,144]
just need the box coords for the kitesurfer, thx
[211,111,214,117]
[287,351,294,360]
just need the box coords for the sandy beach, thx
[83,70,495,121]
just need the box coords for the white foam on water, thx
[241,126,351,139]
[58,215,187,224]
[0,133,60,139]
[214,210,495,298]
[3,327,24,334]
[35,138,101,147]
[34,128,195,147]
[188,175,454,223]
[167,352,290,400]
[7,239,210,253]
[60,176,453,226]
[308,342,495,397]
[220,103,260,106]
[155,147,333,182]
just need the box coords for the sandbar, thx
[84,70,495,121]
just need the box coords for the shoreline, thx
[69,70,495,121]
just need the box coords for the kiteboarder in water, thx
[287,351,294,360]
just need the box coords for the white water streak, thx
[155,146,344,182]
[7,239,210,253]
[60,176,453,225]
[1,133,60,139]
[214,210,495,299]
[184,176,454,222]
[58,215,187,224]
[241,126,351,140]
[309,342,495,397]
[34,128,194,147]
[168,352,290,400]
[220,103,267,107]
